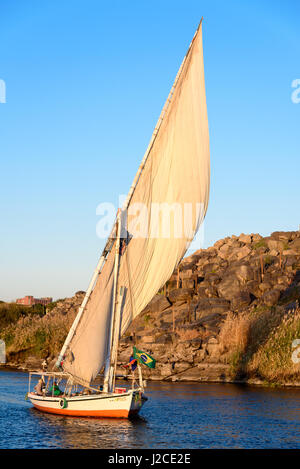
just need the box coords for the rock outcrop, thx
[2,230,300,385]
[116,230,300,384]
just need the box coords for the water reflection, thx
[29,408,147,449]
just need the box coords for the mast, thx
[109,285,126,392]
[103,210,123,392]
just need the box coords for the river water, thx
[1,369,300,449]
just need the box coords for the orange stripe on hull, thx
[33,403,129,418]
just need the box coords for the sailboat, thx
[27,19,210,418]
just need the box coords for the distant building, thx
[16,296,52,306]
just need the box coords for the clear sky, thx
[0,0,299,301]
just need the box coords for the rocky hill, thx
[2,230,300,386]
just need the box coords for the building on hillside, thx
[16,296,52,306]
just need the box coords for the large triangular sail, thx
[57,21,210,387]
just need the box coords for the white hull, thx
[28,389,146,418]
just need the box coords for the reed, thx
[0,308,76,359]
[246,309,300,383]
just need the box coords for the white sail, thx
[60,22,210,386]
[61,247,115,386]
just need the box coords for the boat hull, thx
[28,390,146,418]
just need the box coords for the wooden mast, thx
[110,285,126,392]
[103,210,123,392]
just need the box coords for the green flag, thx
[133,346,156,369]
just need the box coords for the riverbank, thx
[1,230,300,387]
[2,362,300,390]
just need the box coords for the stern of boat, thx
[129,390,148,416]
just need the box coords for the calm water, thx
[1,369,300,449]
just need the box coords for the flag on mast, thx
[133,347,156,369]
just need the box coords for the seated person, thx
[49,380,63,396]
[82,388,92,395]
[34,378,45,396]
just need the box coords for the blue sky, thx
[0,0,299,301]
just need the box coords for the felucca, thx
[27,19,210,418]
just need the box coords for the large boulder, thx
[262,289,281,306]
[231,263,254,283]
[147,295,172,313]
[285,255,298,267]
[214,239,225,249]
[202,263,219,275]
[204,285,219,298]
[197,312,223,329]
[75,290,86,297]
[289,238,300,252]
[252,233,263,242]
[197,285,209,298]
[205,273,221,286]
[276,275,290,285]
[182,278,196,289]
[231,290,252,310]
[271,231,296,242]
[197,298,230,314]
[280,285,300,303]
[180,269,193,279]
[266,238,286,252]
[168,288,194,304]
[283,250,298,256]
[259,282,272,293]
[236,246,252,260]
[217,275,241,300]
[247,280,262,298]
[238,233,252,244]
[155,333,173,344]
[218,244,231,259]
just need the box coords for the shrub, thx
[0,303,45,330]
[252,240,267,250]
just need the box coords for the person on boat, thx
[83,388,92,395]
[34,378,45,396]
[49,380,63,396]
[123,356,137,372]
